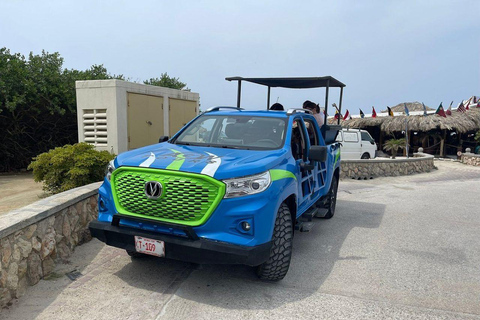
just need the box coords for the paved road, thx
[2,161,480,320]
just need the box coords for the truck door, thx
[291,118,316,214]
[303,118,327,201]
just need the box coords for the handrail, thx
[205,106,244,112]
[286,108,313,115]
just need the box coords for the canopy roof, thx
[225,76,346,88]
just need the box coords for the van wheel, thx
[361,153,370,159]
[256,203,293,281]
[322,175,338,219]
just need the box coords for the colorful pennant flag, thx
[465,97,472,110]
[446,101,453,116]
[387,106,394,117]
[435,102,446,117]
[422,102,428,116]
[359,109,365,118]
[334,109,340,120]
[372,106,377,118]
[404,103,409,116]
[457,101,466,113]
[343,110,350,120]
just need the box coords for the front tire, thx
[322,175,338,219]
[256,203,293,281]
[361,153,370,159]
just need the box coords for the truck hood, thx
[115,142,287,180]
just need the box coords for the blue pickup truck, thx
[89,76,345,280]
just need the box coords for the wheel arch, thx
[283,194,297,233]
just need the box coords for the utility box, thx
[76,80,199,154]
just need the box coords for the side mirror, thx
[308,145,327,162]
[159,136,169,143]
[370,140,375,145]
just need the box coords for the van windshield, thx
[173,115,287,150]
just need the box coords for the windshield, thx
[173,115,287,150]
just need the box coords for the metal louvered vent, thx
[83,109,108,147]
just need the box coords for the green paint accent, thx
[110,166,225,227]
[166,149,185,170]
[270,169,297,181]
[333,150,340,167]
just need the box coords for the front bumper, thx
[89,220,272,266]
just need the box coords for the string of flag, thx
[338,96,478,120]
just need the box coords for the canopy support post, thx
[236,80,242,109]
[267,86,271,110]
[324,80,330,125]
[338,86,343,125]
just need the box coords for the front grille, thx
[111,167,225,226]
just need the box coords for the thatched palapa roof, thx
[331,102,480,134]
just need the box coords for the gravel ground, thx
[0,173,45,215]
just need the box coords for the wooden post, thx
[440,130,446,157]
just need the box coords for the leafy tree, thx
[0,48,119,171]
[383,138,407,159]
[0,47,188,172]
[144,72,188,90]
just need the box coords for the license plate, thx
[134,236,165,257]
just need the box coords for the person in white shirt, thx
[303,100,324,127]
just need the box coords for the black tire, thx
[256,203,293,281]
[361,153,370,159]
[126,250,144,258]
[322,175,338,219]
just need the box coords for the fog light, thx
[99,199,106,211]
[241,221,251,231]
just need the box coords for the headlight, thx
[222,171,271,198]
[105,160,116,181]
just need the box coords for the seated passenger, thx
[303,100,324,127]
[269,103,284,111]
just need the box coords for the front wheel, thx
[322,175,338,219]
[256,203,293,281]
[361,153,370,159]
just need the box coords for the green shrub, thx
[28,143,115,194]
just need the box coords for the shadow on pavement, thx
[114,199,385,311]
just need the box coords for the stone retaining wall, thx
[461,153,480,166]
[0,182,100,307]
[340,153,435,180]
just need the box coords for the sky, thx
[1,0,479,115]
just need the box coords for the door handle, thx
[146,121,152,126]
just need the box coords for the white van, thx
[336,129,377,159]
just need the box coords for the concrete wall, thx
[76,80,200,154]
[461,153,480,166]
[0,183,100,307]
[340,153,435,180]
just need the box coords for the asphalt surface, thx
[2,161,480,320]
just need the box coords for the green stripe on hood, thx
[166,149,186,170]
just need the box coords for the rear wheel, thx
[322,175,338,219]
[361,153,370,159]
[256,203,293,281]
